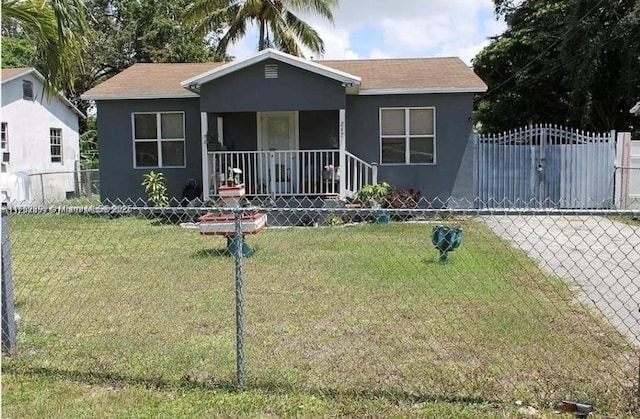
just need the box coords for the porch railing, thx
[207,150,377,199]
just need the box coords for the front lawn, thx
[2,214,637,417]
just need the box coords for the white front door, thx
[258,111,299,195]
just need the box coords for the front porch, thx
[206,149,377,199]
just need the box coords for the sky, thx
[227,0,507,65]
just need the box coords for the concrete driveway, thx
[481,215,640,343]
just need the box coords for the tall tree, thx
[184,0,338,58]
[78,0,223,96]
[474,0,640,133]
[1,0,88,93]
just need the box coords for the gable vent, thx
[22,80,34,100]
[264,64,278,79]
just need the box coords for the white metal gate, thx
[475,124,616,208]
[631,140,640,207]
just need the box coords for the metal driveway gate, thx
[475,124,616,208]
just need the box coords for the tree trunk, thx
[258,19,265,50]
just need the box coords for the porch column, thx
[339,109,346,199]
[201,112,209,201]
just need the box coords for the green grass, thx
[610,215,640,227]
[2,214,638,417]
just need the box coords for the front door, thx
[258,111,299,195]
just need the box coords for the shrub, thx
[383,188,421,209]
[142,171,169,207]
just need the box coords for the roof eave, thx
[358,87,488,95]
[2,68,86,118]
[1,69,33,84]
[81,92,201,101]
[181,48,362,89]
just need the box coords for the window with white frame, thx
[50,128,62,163]
[380,107,435,164]
[1,123,7,150]
[133,112,185,168]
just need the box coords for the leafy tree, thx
[474,0,640,133]
[72,0,225,133]
[0,36,37,68]
[80,0,222,90]
[79,116,99,169]
[1,0,89,93]
[184,0,338,57]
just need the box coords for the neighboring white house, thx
[1,67,84,203]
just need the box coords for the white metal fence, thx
[475,124,616,208]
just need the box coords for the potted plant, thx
[356,182,391,223]
[356,182,391,208]
[218,167,245,207]
[206,130,226,152]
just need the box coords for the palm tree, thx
[1,0,88,93]
[184,0,338,58]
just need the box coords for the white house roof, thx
[181,48,362,91]
[1,67,86,118]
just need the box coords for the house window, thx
[1,123,7,150]
[380,107,435,164]
[132,112,185,168]
[50,128,62,163]
[23,80,34,100]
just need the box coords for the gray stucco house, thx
[82,48,487,203]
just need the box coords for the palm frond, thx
[185,0,334,56]
[281,10,324,56]
[2,0,85,94]
[215,12,248,56]
[283,0,336,23]
[270,17,302,56]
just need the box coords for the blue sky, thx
[228,0,506,64]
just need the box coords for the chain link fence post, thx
[1,208,17,355]
[233,209,245,389]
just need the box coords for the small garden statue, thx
[431,225,462,263]
[226,167,243,186]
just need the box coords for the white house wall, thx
[1,72,80,201]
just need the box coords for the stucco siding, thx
[199,59,346,112]
[1,72,80,201]
[346,93,476,202]
[96,98,202,201]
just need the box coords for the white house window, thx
[1,123,7,150]
[132,112,185,168]
[50,128,62,163]
[380,107,435,164]
[23,80,34,100]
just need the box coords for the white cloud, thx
[228,0,506,63]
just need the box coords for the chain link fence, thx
[616,166,640,209]
[2,198,639,416]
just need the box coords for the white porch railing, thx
[207,150,377,199]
